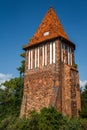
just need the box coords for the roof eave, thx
[59,36,75,50]
[23,36,75,50]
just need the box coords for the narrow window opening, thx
[28,50,30,70]
[53,42,55,63]
[50,42,52,64]
[42,45,45,66]
[31,50,33,69]
[45,45,47,65]
[35,48,37,68]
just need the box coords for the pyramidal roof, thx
[24,7,71,49]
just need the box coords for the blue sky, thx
[0,0,87,86]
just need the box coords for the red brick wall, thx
[20,39,81,117]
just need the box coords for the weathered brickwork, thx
[20,7,81,117]
[61,64,81,117]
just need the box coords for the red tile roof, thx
[24,7,73,49]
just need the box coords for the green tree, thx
[0,49,25,121]
[17,52,25,76]
[0,77,23,121]
[80,84,87,118]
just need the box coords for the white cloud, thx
[80,80,87,87]
[0,73,13,85]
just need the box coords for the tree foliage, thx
[0,50,25,121]
[0,77,23,121]
[80,84,87,118]
[0,107,84,130]
[17,52,25,76]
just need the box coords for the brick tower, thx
[20,7,81,117]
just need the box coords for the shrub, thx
[0,107,86,130]
[80,119,87,130]
[38,107,64,130]
[0,116,17,130]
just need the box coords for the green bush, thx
[0,116,17,130]
[38,107,64,130]
[67,118,82,130]
[80,119,87,130]
[0,107,87,130]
